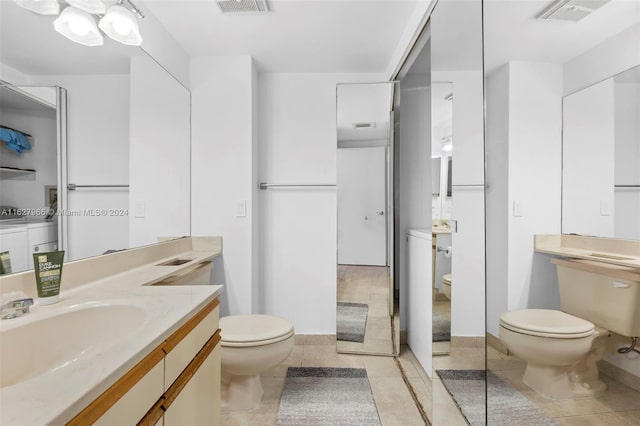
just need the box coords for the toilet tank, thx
[553,258,640,337]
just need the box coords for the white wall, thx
[614,81,640,240]
[507,62,563,312]
[564,24,640,96]
[129,56,191,247]
[259,72,382,334]
[35,74,130,260]
[398,86,431,333]
[433,69,485,337]
[562,78,615,237]
[190,56,258,319]
[485,64,510,336]
[485,62,563,336]
[0,107,57,211]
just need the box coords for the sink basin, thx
[588,252,634,261]
[0,304,147,388]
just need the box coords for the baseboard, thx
[294,334,336,346]
[450,336,485,348]
[486,332,510,355]
[599,359,640,393]
[400,330,408,345]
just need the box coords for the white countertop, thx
[0,247,223,426]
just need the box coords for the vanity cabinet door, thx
[164,341,221,426]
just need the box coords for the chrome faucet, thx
[1,298,34,319]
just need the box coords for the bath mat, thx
[432,313,451,342]
[436,369,558,426]
[277,367,381,426]
[336,302,368,343]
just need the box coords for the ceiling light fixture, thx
[14,0,144,47]
[12,0,60,15]
[66,0,106,15]
[99,2,143,45]
[53,6,104,46]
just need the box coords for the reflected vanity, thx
[336,82,399,356]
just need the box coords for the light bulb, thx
[68,17,90,36]
[111,15,132,35]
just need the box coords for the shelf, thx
[0,166,36,179]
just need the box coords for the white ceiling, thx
[0,0,140,75]
[140,0,419,72]
[484,0,640,74]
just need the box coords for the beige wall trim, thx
[451,336,485,348]
[66,346,165,426]
[486,332,510,355]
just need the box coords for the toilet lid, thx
[500,309,594,338]
[220,315,294,347]
[442,274,451,285]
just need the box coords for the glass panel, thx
[484,0,640,423]
[336,82,399,356]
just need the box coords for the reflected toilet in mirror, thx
[336,82,399,356]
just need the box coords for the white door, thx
[337,147,387,266]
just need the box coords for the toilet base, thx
[221,371,264,411]
[523,363,607,399]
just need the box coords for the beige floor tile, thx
[337,340,364,352]
[369,377,421,413]
[408,377,433,422]
[303,334,336,346]
[525,392,611,418]
[596,376,640,412]
[363,338,394,354]
[432,378,469,426]
[366,316,393,340]
[397,355,422,378]
[487,347,526,371]
[554,412,634,426]
[614,409,640,425]
[362,355,402,378]
[220,412,250,426]
[301,345,365,368]
[432,348,485,370]
[377,408,426,426]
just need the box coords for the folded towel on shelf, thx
[0,126,32,154]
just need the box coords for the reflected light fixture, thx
[53,6,104,46]
[99,2,143,46]
[12,0,60,15]
[65,0,106,15]
[14,0,144,47]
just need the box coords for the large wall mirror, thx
[485,0,640,424]
[336,82,399,356]
[562,64,640,239]
[0,1,190,275]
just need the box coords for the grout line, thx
[394,357,431,426]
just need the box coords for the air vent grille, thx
[537,0,611,22]
[353,122,376,129]
[217,0,269,14]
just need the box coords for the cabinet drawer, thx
[164,300,219,390]
[27,224,57,245]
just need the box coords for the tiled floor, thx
[221,338,431,425]
[488,346,640,425]
[336,265,396,355]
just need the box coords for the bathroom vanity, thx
[0,237,223,426]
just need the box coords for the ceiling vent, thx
[353,122,376,129]
[216,0,269,14]
[537,0,611,22]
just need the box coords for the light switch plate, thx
[600,200,610,216]
[134,200,145,218]
[513,200,523,217]
[236,200,246,218]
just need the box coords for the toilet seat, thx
[500,309,594,339]
[220,315,294,347]
[442,274,451,285]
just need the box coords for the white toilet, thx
[220,314,294,411]
[442,273,451,300]
[499,258,640,399]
